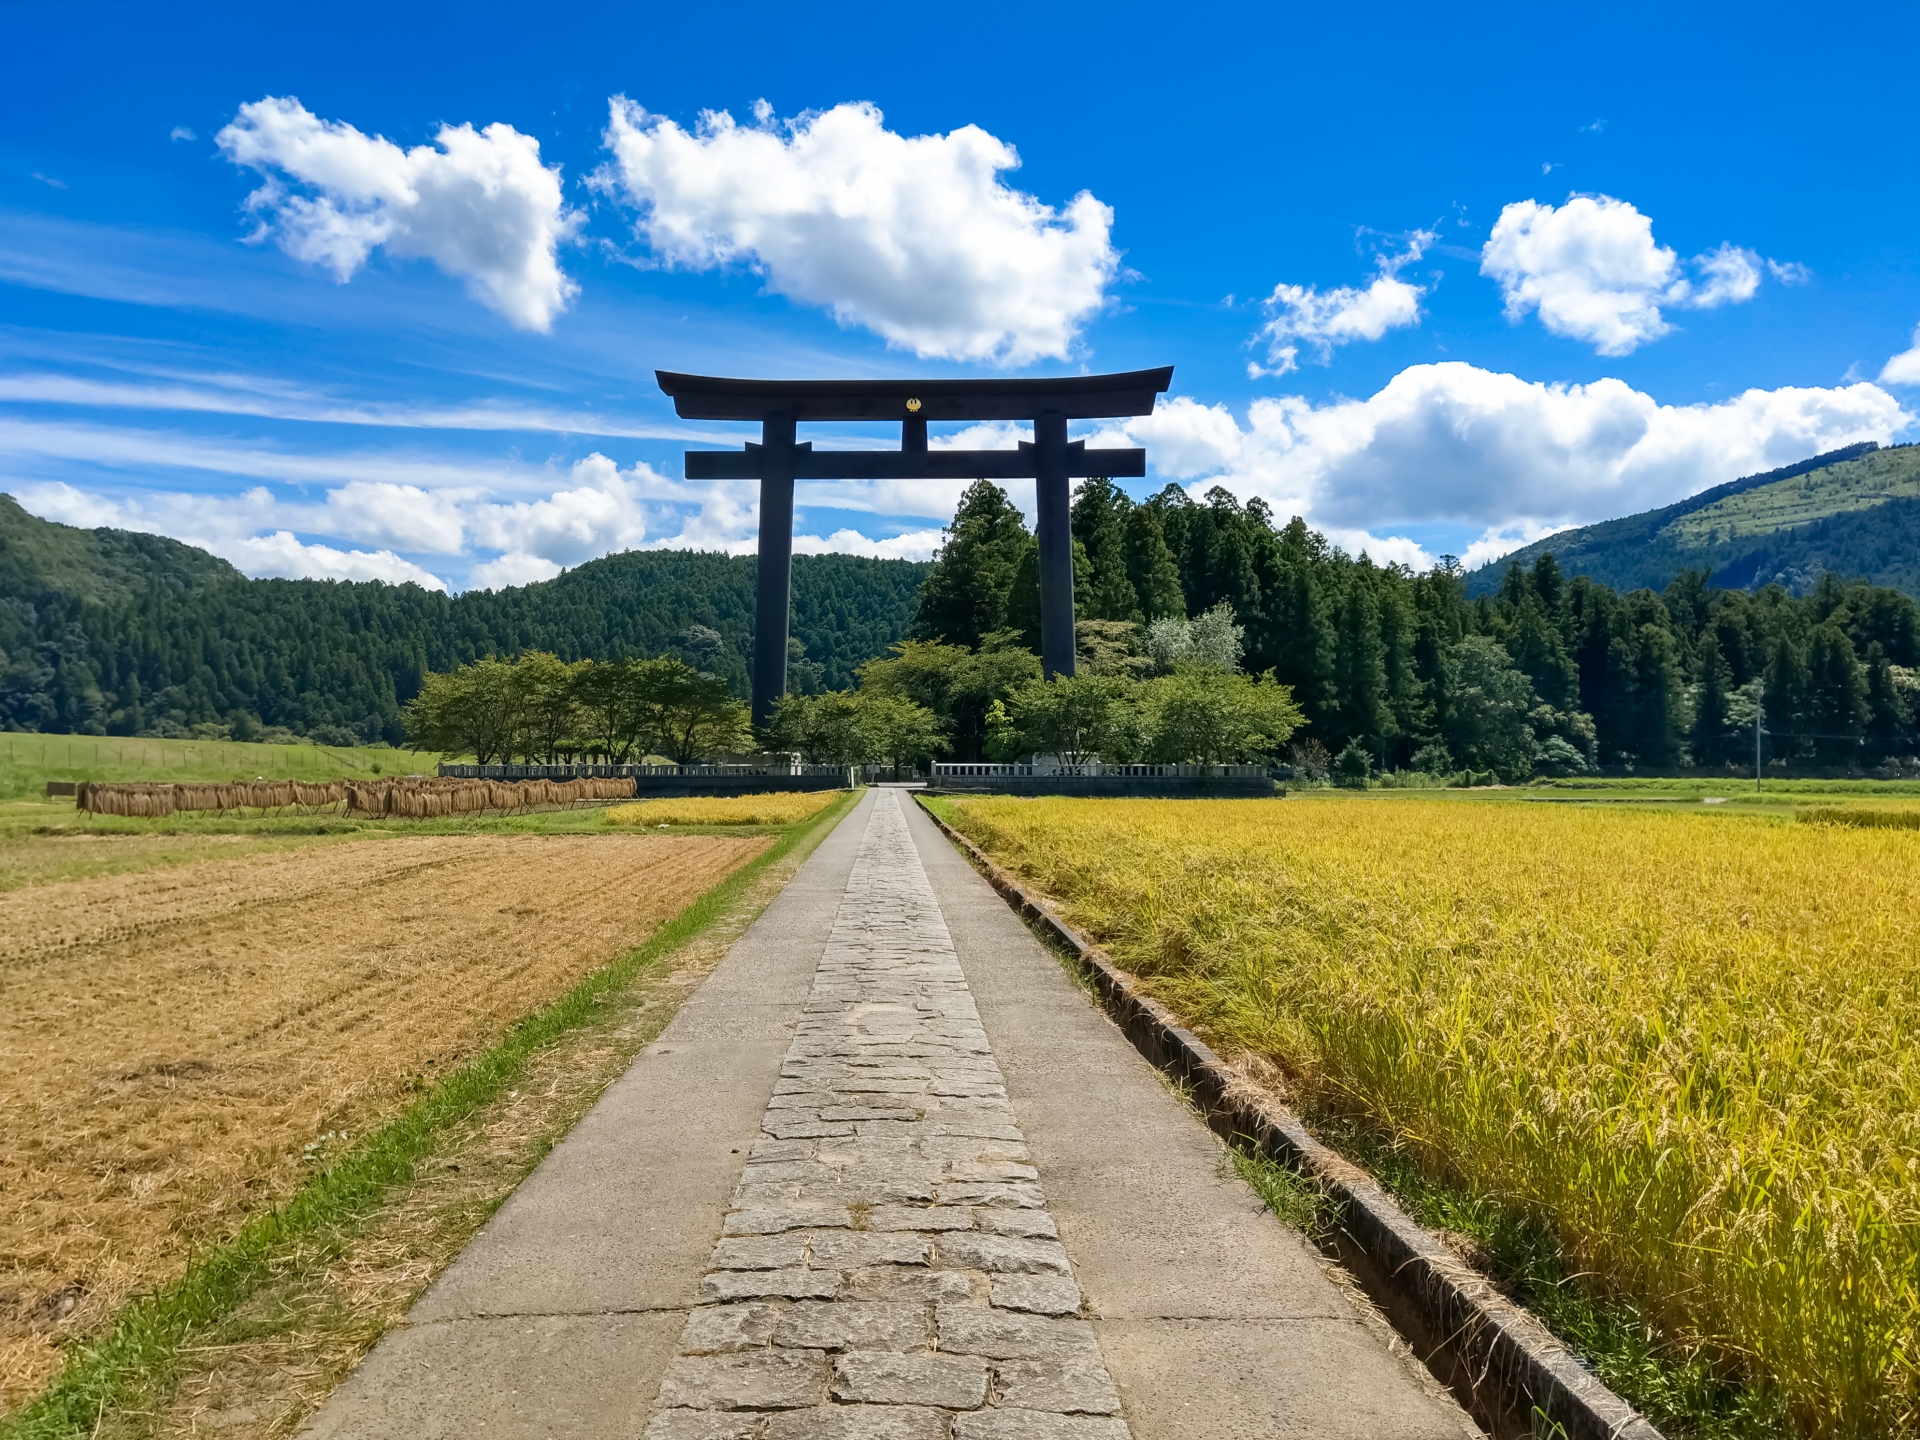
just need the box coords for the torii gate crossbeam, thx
[658,367,1174,728]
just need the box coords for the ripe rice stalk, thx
[944,795,1920,1439]
[1800,806,1920,831]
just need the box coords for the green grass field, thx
[1357,774,1920,817]
[0,733,453,800]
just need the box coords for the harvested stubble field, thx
[0,831,766,1410]
[941,794,1920,1438]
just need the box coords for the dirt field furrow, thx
[0,831,765,1411]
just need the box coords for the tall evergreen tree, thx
[1329,574,1389,756]
[910,481,1030,649]
[1069,478,1143,622]
[1690,635,1738,766]
[1503,598,1580,710]
[1624,601,1687,767]
[1662,569,1712,650]
[1377,580,1424,762]
[1262,520,1336,731]
[1120,503,1185,621]
[1763,635,1813,761]
[1804,623,1868,765]
[1863,642,1914,760]
[1530,551,1566,613]
[1004,535,1093,653]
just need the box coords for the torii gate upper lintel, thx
[657,367,1174,727]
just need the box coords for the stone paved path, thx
[643,790,1127,1440]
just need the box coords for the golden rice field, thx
[608,790,846,828]
[943,794,1920,1438]
[0,832,765,1411]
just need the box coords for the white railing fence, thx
[440,762,854,782]
[930,761,1271,780]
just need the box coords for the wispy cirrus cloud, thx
[0,368,729,441]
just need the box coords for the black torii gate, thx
[658,367,1174,727]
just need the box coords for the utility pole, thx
[1754,678,1764,793]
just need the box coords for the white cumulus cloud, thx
[1252,233,1432,375]
[1481,196,1778,355]
[464,453,653,577]
[1458,521,1573,572]
[1881,325,1920,386]
[596,98,1119,364]
[229,532,448,588]
[1097,362,1910,568]
[322,481,470,553]
[217,96,582,330]
[1685,242,1763,308]
[794,528,945,561]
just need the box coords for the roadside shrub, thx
[1333,743,1373,788]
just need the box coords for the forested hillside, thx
[0,498,927,741]
[11,472,1920,775]
[1466,442,1920,597]
[895,478,1920,775]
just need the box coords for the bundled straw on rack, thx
[342,776,636,818]
[76,775,634,819]
[77,779,351,817]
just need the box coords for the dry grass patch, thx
[0,832,764,1410]
[0,826,365,895]
[143,839,808,1440]
[608,791,844,828]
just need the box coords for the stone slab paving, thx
[899,796,1477,1440]
[300,792,879,1440]
[642,790,1130,1440]
[303,786,1473,1439]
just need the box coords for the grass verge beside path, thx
[1,788,861,1440]
[0,734,448,799]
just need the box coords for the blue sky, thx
[3,0,1917,591]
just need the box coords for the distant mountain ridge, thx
[1466,441,1920,597]
[0,497,929,740]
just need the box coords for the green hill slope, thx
[1466,442,1920,596]
[0,493,241,605]
[0,499,929,739]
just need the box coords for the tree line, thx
[767,604,1305,771]
[401,652,753,765]
[0,539,927,744]
[885,478,1920,779]
[9,476,1920,777]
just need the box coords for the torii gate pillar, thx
[1031,412,1076,683]
[659,368,1174,728]
[752,413,798,732]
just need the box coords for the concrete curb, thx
[916,796,1664,1440]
